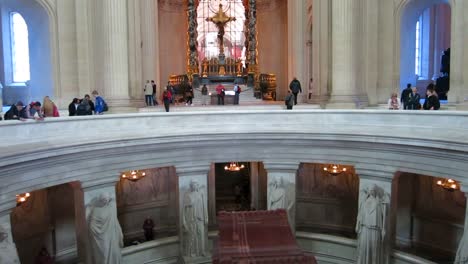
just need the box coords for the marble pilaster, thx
[95,0,130,106]
[328,0,368,109]
[0,212,20,263]
[73,182,122,264]
[176,164,211,263]
[263,161,300,230]
[455,188,468,264]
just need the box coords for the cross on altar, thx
[206,4,236,55]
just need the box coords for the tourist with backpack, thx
[92,90,108,114]
[233,83,241,105]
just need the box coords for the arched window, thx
[10,12,30,83]
[415,17,422,77]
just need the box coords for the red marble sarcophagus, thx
[212,209,317,264]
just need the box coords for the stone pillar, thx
[95,0,130,107]
[455,188,468,263]
[355,171,394,264]
[176,164,211,263]
[328,0,368,109]
[263,161,299,230]
[287,0,307,104]
[250,162,260,210]
[73,182,122,264]
[141,0,158,93]
[0,212,20,263]
[311,0,331,106]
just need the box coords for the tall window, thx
[10,12,30,83]
[415,18,422,77]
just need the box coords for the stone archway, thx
[0,0,57,105]
[395,0,452,96]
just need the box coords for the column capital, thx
[263,161,300,173]
[355,165,398,182]
[175,163,212,177]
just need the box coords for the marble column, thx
[311,0,331,105]
[355,172,394,264]
[287,0,307,104]
[263,161,299,230]
[94,0,130,106]
[141,0,160,96]
[176,164,211,263]
[449,0,468,108]
[455,189,468,263]
[328,0,368,109]
[73,182,123,264]
[0,212,20,263]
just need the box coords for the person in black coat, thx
[289,78,302,105]
[84,94,95,114]
[423,87,440,110]
[4,101,28,120]
[68,98,80,116]
[401,83,412,110]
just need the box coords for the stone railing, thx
[1,110,468,212]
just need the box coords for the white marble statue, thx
[268,177,295,226]
[87,193,123,264]
[0,224,20,264]
[182,180,208,257]
[355,184,390,264]
[268,177,294,211]
[455,220,468,263]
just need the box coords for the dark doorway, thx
[215,162,251,212]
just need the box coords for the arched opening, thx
[400,0,451,101]
[0,0,53,106]
[394,172,465,262]
[116,167,178,246]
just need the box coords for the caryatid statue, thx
[206,4,236,55]
[355,184,390,264]
[182,180,208,257]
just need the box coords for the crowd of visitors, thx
[3,96,59,121]
[393,83,440,110]
[1,90,108,121]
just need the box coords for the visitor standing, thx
[401,83,412,110]
[423,86,440,110]
[289,77,302,105]
[407,87,421,110]
[142,217,155,241]
[216,84,225,105]
[201,85,209,106]
[285,90,295,110]
[151,80,158,105]
[92,90,107,114]
[162,89,171,112]
[185,83,194,106]
[308,78,313,100]
[27,102,44,120]
[233,83,241,105]
[76,98,92,116]
[144,80,153,107]
[84,94,95,114]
